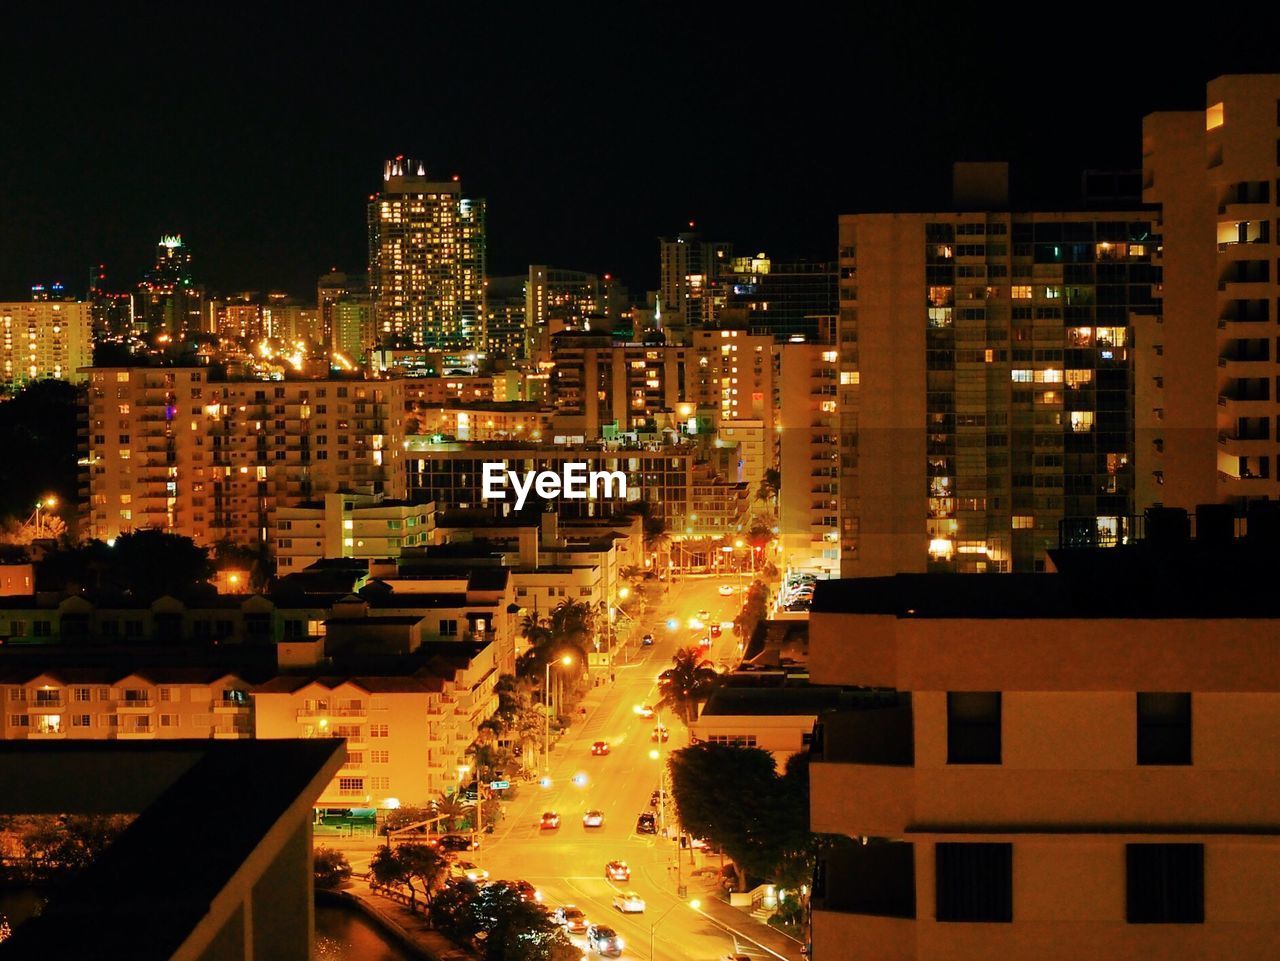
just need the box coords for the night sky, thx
[3,9,1279,300]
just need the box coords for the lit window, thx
[1011,285,1032,299]
[1012,516,1033,529]
[1070,411,1094,433]
[1205,102,1224,130]
[1011,370,1032,383]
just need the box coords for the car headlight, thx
[616,938,625,948]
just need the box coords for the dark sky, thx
[2,9,1279,300]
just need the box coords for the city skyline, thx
[4,12,1280,299]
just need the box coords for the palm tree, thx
[432,792,470,833]
[656,647,722,727]
[644,518,672,571]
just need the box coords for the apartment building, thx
[1141,74,1280,510]
[0,300,93,388]
[806,527,1280,961]
[0,667,255,740]
[408,401,554,442]
[837,164,1159,575]
[82,368,406,546]
[550,331,687,436]
[273,491,437,572]
[253,639,500,806]
[777,342,841,575]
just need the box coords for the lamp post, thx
[649,898,699,960]
[543,654,573,773]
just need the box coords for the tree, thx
[11,814,133,881]
[756,468,781,512]
[733,579,770,641]
[369,843,448,909]
[656,647,721,727]
[473,882,576,961]
[432,792,470,832]
[428,878,485,942]
[212,539,273,593]
[313,847,352,889]
[669,742,794,891]
[0,379,79,523]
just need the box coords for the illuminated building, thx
[273,492,437,573]
[330,295,375,365]
[1140,74,1280,511]
[82,368,407,547]
[367,159,486,350]
[525,265,605,362]
[0,298,93,388]
[776,342,840,576]
[837,164,1158,575]
[549,331,686,436]
[134,234,203,340]
[485,274,527,360]
[723,254,839,342]
[407,401,554,443]
[317,270,367,345]
[659,230,732,335]
[807,529,1280,961]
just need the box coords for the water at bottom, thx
[314,903,415,961]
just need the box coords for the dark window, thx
[1137,693,1191,765]
[936,843,1012,922]
[1127,844,1204,923]
[947,692,1001,764]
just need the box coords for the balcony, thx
[811,843,915,961]
[116,697,154,712]
[29,697,64,711]
[213,698,251,713]
[212,729,252,739]
[116,729,156,739]
[811,700,914,836]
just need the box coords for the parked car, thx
[554,905,589,934]
[587,924,623,957]
[635,812,656,834]
[613,891,646,913]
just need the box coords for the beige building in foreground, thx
[807,538,1280,960]
[273,491,437,572]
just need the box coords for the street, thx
[327,574,802,961]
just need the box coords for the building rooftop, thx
[699,685,866,717]
[0,739,343,961]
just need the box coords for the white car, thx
[718,584,734,596]
[612,891,646,913]
[450,861,489,882]
[582,809,605,828]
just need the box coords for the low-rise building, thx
[273,491,437,572]
[691,685,856,770]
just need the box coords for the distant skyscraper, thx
[331,296,375,364]
[659,230,731,335]
[135,235,202,340]
[317,270,367,347]
[525,266,605,361]
[485,275,527,361]
[367,159,486,350]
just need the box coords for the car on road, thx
[698,635,712,649]
[612,891,646,913]
[605,860,631,882]
[642,633,654,646]
[587,924,624,957]
[510,880,542,902]
[450,861,488,881]
[437,834,478,852]
[718,584,735,596]
[582,809,605,828]
[591,740,610,756]
[710,623,721,638]
[696,609,710,621]
[539,811,560,830]
[554,905,589,934]
[649,789,666,807]
[651,724,670,742]
[637,704,655,719]
[635,812,656,834]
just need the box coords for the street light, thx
[649,898,700,960]
[544,654,574,772]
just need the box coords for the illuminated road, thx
[326,574,800,961]
[474,575,800,961]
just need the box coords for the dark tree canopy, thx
[38,531,214,601]
[0,379,79,522]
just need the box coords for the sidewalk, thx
[689,875,807,961]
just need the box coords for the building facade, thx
[806,551,1280,961]
[837,169,1159,575]
[367,159,486,350]
[82,368,407,546]
[0,300,93,388]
